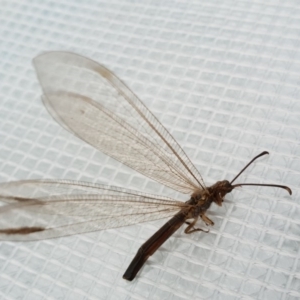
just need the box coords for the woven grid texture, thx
[0,0,300,299]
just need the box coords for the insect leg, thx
[200,214,214,226]
[184,217,209,234]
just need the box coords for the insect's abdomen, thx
[123,211,186,281]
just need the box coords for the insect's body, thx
[123,180,234,280]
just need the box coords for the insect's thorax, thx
[185,180,233,218]
[186,189,213,218]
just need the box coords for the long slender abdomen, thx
[123,211,187,281]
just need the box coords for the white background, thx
[0,0,299,299]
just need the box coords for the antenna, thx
[230,151,292,195]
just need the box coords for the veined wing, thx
[33,52,205,194]
[0,180,188,241]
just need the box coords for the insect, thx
[0,52,292,281]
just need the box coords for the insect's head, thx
[211,180,234,206]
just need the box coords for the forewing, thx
[33,52,205,193]
[0,180,187,241]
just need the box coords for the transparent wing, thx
[0,180,188,241]
[33,52,205,194]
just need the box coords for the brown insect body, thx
[123,180,234,280]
